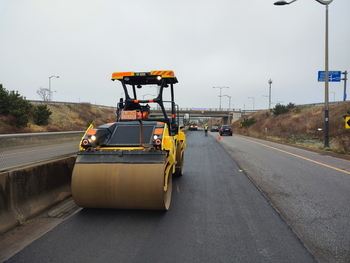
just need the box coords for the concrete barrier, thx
[0,156,76,235]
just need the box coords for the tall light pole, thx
[248,97,255,110]
[48,75,59,101]
[213,86,229,110]
[268,79,272,109]
[274,0,333,148]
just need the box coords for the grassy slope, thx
[232,102,350,154]
[0,103,116,133]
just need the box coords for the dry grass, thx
[233,102,350,154]
[0,103,116,133]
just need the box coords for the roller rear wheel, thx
[175,142,184,176]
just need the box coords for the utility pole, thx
[342,70,348,101]
[268,79,272,109]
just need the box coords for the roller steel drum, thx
[72,163,172,210]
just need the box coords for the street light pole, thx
[323,0,331,148]
[268,79,272,109]
[213,86,229,110]
[274,0,333,148]
[48,75,59,102]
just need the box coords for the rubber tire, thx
[174,142,184,176]
[163,170,172,210]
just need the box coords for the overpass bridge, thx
[29,100,256,125]
[149,108,253,124]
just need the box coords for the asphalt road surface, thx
[3,131,317,263]
[0,142,78,171]
[217,132,350,263]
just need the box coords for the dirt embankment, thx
[0,103,116,133]
[232,102,350,154]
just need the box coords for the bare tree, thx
[37,87,50,101]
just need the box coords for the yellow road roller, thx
[71,71,186,210]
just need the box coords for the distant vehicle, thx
[211,126,219,132]
[189,122,198,131]
[219,125,232,136]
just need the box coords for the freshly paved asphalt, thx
[5,131,316,263]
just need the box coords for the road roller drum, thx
[72,163,172,210]
[71,71,186,210]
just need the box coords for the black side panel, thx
[106,122,156,146]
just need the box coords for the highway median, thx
[0,156,76,235]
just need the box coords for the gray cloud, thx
[1,0,349,110]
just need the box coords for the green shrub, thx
[0,84,33,128]
[240,117,257,127]
[33,105,52,125]
[286,102,295,109]
[272,104,289,115]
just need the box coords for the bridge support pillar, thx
[223,116,229,125]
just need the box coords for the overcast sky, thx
[1,0,349,111]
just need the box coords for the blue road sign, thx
[318,71,341,82]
